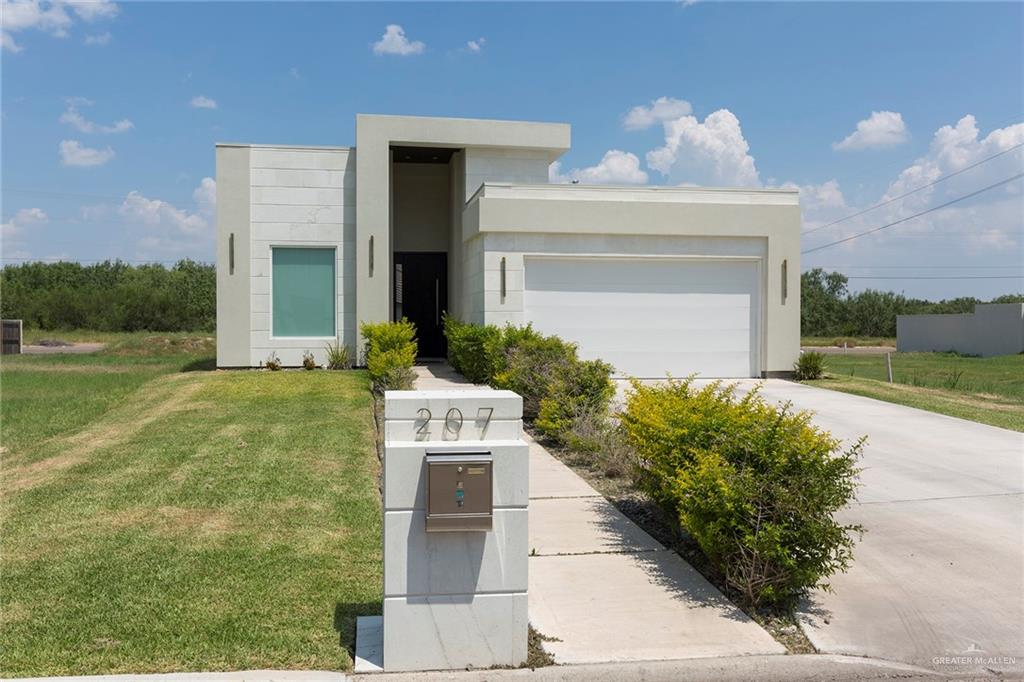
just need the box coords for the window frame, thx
[268,244,339,340]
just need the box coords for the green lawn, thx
[0,337,381,676]
[805,352,1024,431]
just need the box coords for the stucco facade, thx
[897,303,1024,357]
[216,113,801,377]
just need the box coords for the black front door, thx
[394,252,447,359]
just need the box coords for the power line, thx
[801,142,1024,237]
[845,275,1023,280]
[815,264,1022,269]
[801,172,1024,255]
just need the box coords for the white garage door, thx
[523,257,760,378]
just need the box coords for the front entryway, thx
[394,252,447,359]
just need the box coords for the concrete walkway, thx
[413,365,784,664]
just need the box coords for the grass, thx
[0,334,381,676]
[805,352,1024,431]
[801,336,895,347]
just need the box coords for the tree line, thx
[801,267,1023,338]
[1,260,1020,337]
[0,260,215,332]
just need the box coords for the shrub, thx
[444,315,503,383]
[794,351,826,380]
[264,352,282,371]
[361,319,418,393]
[621,379,863,608]
[302,350,317,370]
[535,358,615,445]
[492,334,578,421]
[324,341,352,370]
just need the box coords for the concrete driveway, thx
[668,380,1023,676]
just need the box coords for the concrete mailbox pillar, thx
[376,389,528,672]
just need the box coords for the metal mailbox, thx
[425,451,493,532]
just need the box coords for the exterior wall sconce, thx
[500,257,506,302]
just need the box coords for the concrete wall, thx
[216,144,356,368]
[392,162,450,253]
[355,115,571,337]
[463,184,802,374]
[382,390,528,671]
[215,146,251,367]
[897,304,1024,357]
[463,147,552,202]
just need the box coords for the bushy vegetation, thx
[361,319,417,393]
[0,260,215,332]
[443,316,614,443]
[793,351,827,380]
[801,268,1023,338]
[324,341,352,370]
[620,379,863,608]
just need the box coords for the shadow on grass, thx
[334,600,382,661]
[180,357,217,372]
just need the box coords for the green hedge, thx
[361,319,417,393]
[620,379,863,608]
[443,316,614,444]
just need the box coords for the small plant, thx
[793,351,826,380]
[264,352,281,371]
[944,369,964,390]
[324,341,351,370]
[302,350,317,370]
[361,319,418,393]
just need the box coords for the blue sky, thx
[2,1,1022,299]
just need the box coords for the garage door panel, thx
[523,257,760,378]
[528,303,751,330]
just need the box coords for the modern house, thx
[898,303,1024,357]
[215,114,801,378]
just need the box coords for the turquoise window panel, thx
[272,247,336,337]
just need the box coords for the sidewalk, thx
[413,365,784,664]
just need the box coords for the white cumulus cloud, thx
[466,37,485,52]
[1,0,118,52]
[2,207,48,240]
[60,99,132,133]
[59,139,114,167]
[549,150,649,185]
[646,108,760,187]
[372,24,425,56]
[189,95,217,110]
[623,97,693,131]
[834,111,909,151]
[802,115,1024,261]
[116,178,216,258]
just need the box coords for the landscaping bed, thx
[442,318,864,654]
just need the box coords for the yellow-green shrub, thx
[535,358,615,446]
[622,378,863,608]
[361,319,417,393]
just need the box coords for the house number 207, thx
[414,407,492,439]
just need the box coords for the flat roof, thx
[468,182,800,206]
[215,142,352,151]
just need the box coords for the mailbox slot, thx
[425,451,493,532]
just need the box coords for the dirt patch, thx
[21,343,106,355]
[1,363,137,373]
[831,375,1023,413]
[2,375,208,494]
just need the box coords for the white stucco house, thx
[215,114,801,378]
